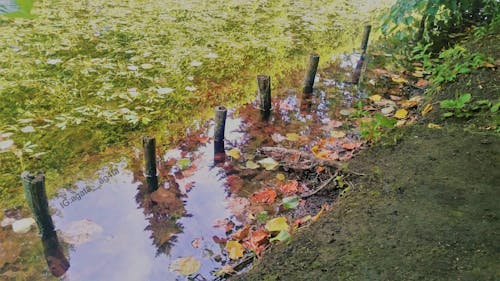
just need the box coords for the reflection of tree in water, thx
[132,157,186,256]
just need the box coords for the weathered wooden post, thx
[257,75,271,120]
[21,171,55,237]
[353,25,372,84]
[42,232,70,277]
[303,53,320,94]
[214,106,227,163]
[360,25,372,53]
[142,136,158,192]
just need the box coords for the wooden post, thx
[303,53,320,94]
[360,25,372,53]
[214,106,227,163]
[353,25,371,84]
[257,75,271,120]
[42,231,70,277]
[21,171,55,237]
[142,136,158,192]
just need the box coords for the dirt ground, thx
[234,33,500,281]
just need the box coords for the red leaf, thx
[251,188,277,204]
[231,225,251,241]
[278,180,299,195]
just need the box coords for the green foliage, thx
[382,0,500,41]
[441,94,500,118]
[360,113,397,143]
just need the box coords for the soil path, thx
[235,125,500,281]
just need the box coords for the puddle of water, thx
[45,59,364,280]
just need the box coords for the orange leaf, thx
[251,188,277,204]
[231,225,251,241]
[250,229,269,247]
[342,142,358,150]
[278,180,299,195]
[415,79,429,87]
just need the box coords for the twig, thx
[300,171,338,198]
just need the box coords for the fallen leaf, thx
[251,188,277,204]
[394,109,408,119]
[415,79,429,87]
[214,265,236,277]
[293,215,312,228]
[265,217,289,232]
[258,157,279,170]
[278,180,299,195]
[191,238,202,248]
[282,196,299,209]
[169,256,201,276]
[412,71,424,78]
[231,225,251,241]
[226,148,241,160]
[369,95,382,102]
[226,197,250,216]
[391,76,408,84]
[286,133,300,142]
[421,104,433,116]
[226,175,244,193]
[330,130,346,138]
[389,95,402,101]
[339,109,351,116]
[271,133,286,143]
[342,142,359,150]
[250,229,269,246]
[427,123,442,129]
[177,158,192,170]
[226,240,245,260]
[329,120,343,128]
[212,235,227,244]
[381,106,395,115]
[399,100,419,109]
[269,230,291,242]
[276,173,286,181]
[245,160,259,169]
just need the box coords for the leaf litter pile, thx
[131,51,431,280]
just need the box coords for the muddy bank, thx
[235,124,500,281]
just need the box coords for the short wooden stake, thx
[142,136,158,192]
[214,106,227,163]
[21,171,55,237]
[257,75,271,119]
[303,53,320,94]
[352,53,366,84]
[360,25,372,53]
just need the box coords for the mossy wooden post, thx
[21,171,55,237]
[257,75,271,120]
[303,53,320,94]
[214,106,227,162]
[42,232,70,277]
[143,136,158,192]
[360,25,372,53]
[353,25,371,84]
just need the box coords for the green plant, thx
[360,113,397,143]
[440,93,472,117]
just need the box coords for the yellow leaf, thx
[394,109,408,119]
[169,256,201,276]
[330,130,346,138]
[225,240,244,260]
[483,62,495,68]
[214,265,236,276]
[265,217,290,232]
[245,160,259,169]
[226,148,241,160]
[421,104,433,116]
[286,133,300,142]
[312,206,326,222]
[258,157,279,170]
[427,123,442,129]
[412,71,424,78]
[276,173,286,181]
[392,76,408,84]
[368,94,382,102]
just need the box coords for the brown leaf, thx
[212,235,227,244]
[251,188,277,204]
[226,175,244,193]
[231,225,251,241]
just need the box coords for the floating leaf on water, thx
[258,157,279,170]
[394,109,408,119]
[282,196,299,209]
[226,148,241,160]
[369,94,382,102]
[177,158,192,170]
[265,217,289,232]
[169,256,201,276]
[225,240,244,260]
[285,133,300,142]
[269,230,291,242]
